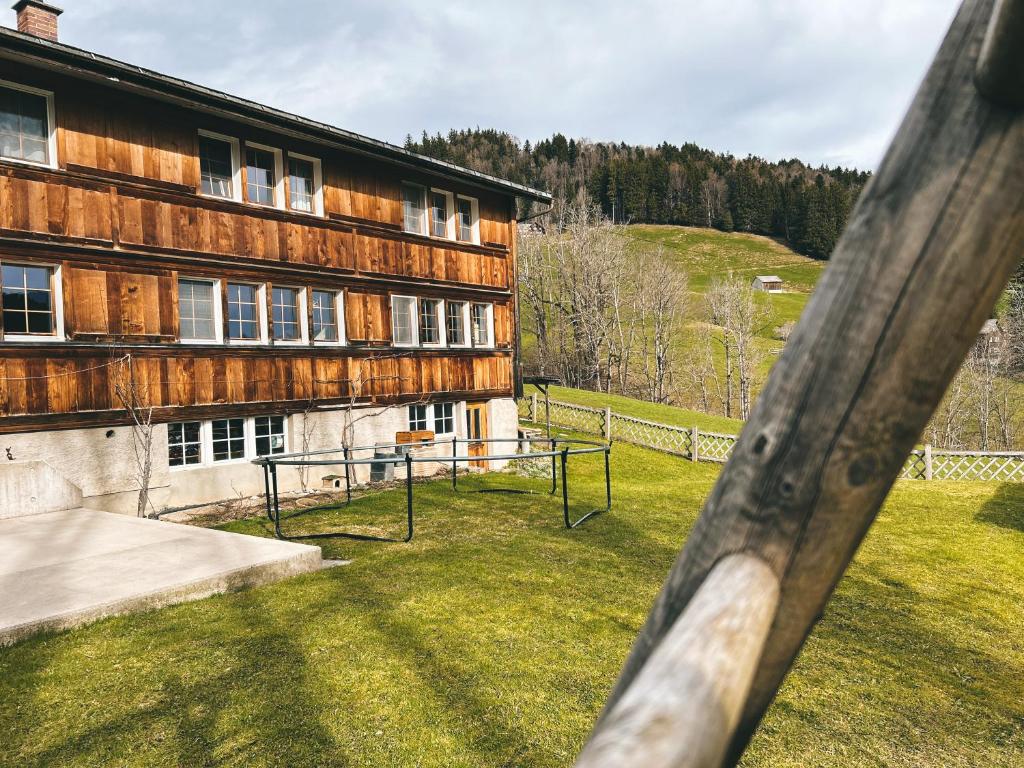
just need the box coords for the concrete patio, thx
[0,508,322,647]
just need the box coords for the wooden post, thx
[604,407,612,441]
[691,426,699,463]
[924,444,934,480]
[975,0,1024,107]
[576,554,780,768]
[530,392,538,422]
[584,0,1024,764]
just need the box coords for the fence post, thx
[530,392,538,422]
[604,407,612,441]
[691,426,699,463]
[924,444,933,480]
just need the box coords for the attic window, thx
[0,80,55,168]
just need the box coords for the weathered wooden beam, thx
[575,554,779,768]
[975,0,1024,108]
[581,0,1024,764]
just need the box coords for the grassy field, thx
[1,392,1021,767]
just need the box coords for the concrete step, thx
[0,508,322,646]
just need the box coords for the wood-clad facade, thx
[0,54,537,436]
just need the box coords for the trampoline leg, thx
[605,447,612,511]
[270,462,282,539]
[405,452,415,542]
[561,447,571,529]
[550,438,557,495]
[262,462,274,521]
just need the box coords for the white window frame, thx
[0,260,65,342]
[249,414,289,458]
[167,420,205,471]
[470,302,495,348]
[432,402,456,436]
[391,294,419,347]
[286,151,324,217]
[456,194,481,245]
[169,415,292,470]
[402,182,428,236]
[244,141,285,210]
[269,283,308,346]
[207,417,249,466]
[311,288,345,346]
[417,297,446,348]
[428,188,456,240]
[445,300,471,348]
[408,404,429,432]
[177,276,223,345]
[225,281,269,345]
[0,78,57,170]
[197,129,242,203]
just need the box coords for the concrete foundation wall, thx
[2,397,520,515]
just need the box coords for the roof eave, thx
[0,26,553,205]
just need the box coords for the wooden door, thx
[466,403,488,468]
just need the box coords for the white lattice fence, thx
[694,430,737,463]
[611,414,693,457]
[930,451,1024,481]
[518,397,1024,481]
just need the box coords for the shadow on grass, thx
[7,585,345,768]
[974,482,1024,534]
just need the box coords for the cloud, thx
[30,0,961,170]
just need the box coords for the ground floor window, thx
[168,421,203,467]
[168,415,288,469]
[408,404,429,432]
[408,402,459,435]
[254,415,287,456]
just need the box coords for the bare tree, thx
[111,354,156,517]
[706,275,770,420]
[634,250,689,403]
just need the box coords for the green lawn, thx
[1,399,1022,766]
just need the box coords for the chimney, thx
[12,1,62,42]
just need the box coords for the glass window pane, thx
[403,184,425,234]
[2,310,26,334]
[247,147,277,206]
[0,86,49,164]
[312,290,337,341]
[199,136,234,199]
[289,157,315,212]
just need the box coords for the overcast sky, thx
[21,0,962,170]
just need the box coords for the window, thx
[245,144,282,207]
[211,418,247,462]
[456,196,479,244]
[418,298,443,346]
[402,183,427,235]
[430,190,453,238]
[254,416,287,457]
[227,283,264,342]
[198,131,239,200]
[178,278,220,342]
[311,289,343,343]
[288,154,323,215]
[471,303,493,347]
[446,301,467,346]
[0,81,54,167]
[433,402,454,435]
[408,404,429,432]
[168,421,203,467]
[271,286,304,343]
[1,262,60,338]
[391,295,417,346]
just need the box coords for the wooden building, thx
[0,2,550,513]
[751,275,784,293]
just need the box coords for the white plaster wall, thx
[3,397,522,514]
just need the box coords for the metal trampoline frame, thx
[253,436,612,542]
